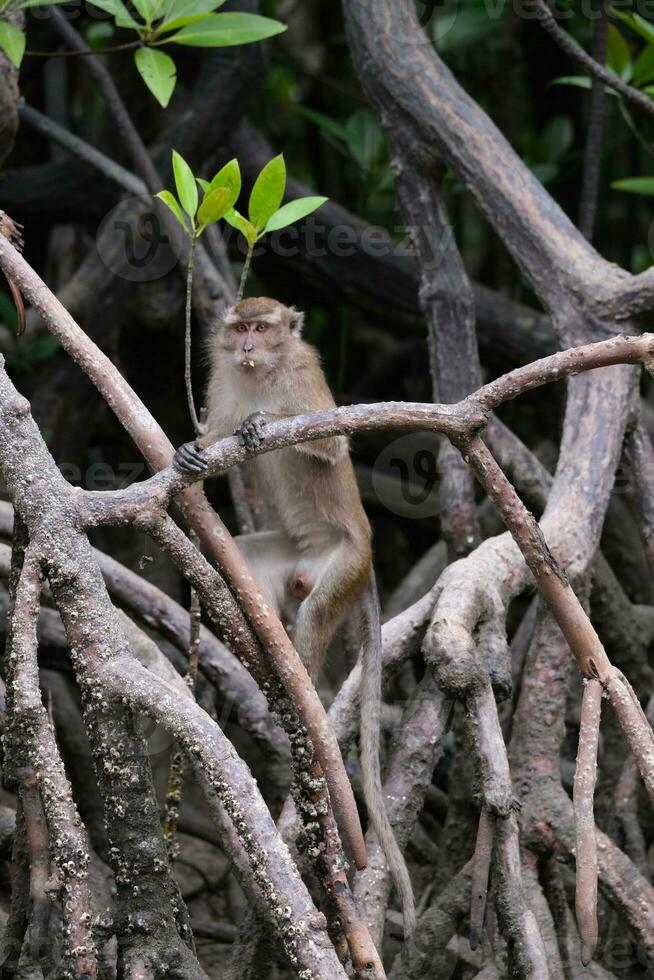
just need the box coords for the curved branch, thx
[533,0,654,123]
[76,331,654,522]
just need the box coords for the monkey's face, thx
[218,299,304,372]
[219,316,290,371]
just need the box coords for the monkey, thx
[175,296,416,936]
[0,211,25,336]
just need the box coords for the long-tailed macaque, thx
[175,296,415,935]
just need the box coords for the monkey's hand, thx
[174,441,209,474]
[235,412,269,451]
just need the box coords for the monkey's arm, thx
[249,355,349,463]
[175,399,345,473]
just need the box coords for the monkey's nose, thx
[243,341,254,353]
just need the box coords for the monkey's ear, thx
[221,305,239,326]
[289,307,305,338]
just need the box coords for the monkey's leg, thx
[234,530,301,630]
[292,544,364,678]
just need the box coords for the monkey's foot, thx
[174,441,208,473]
[236,412,268,450]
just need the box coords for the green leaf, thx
[21,0,80,7]
[205,158,241,208]
[611,9,654,46]
[611,176,654,196]
[431,6,497,51]
[606,24,632,81]
[542,115,573,162]
[155,0,224,33]
[84,0,142,26]
[162,11,286,46]
[249,154,286,230]
[265,196,328,233]
[134,47,176,107]
[633,43,654,87]
[86,21,115,47]
[132,0,163,25]
[197,178,211,192]
[197,186,231,231]
[0,22,25,67]
[155,190,190,233]
[549,75,592,89]
[224,208,257,245]
[172,149,198,223]
[344,108,385,174]
[295,106,349,142]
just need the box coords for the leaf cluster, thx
[157,151,327,248]
[0,0,285,108]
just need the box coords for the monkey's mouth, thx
[241,358,256,369]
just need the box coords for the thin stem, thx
[237,242,255,302]
[19,102,145,197]
[578,0,609,241]
[461,436,613,682]
[49,7,161,193]
[185,236,201,437]
[534,0,654,122]
[25,40,141,57]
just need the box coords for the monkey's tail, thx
[6,276,25,336]
[359,571,416,940]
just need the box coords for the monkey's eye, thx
[236,324,247,333]
[255,322,267,332]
